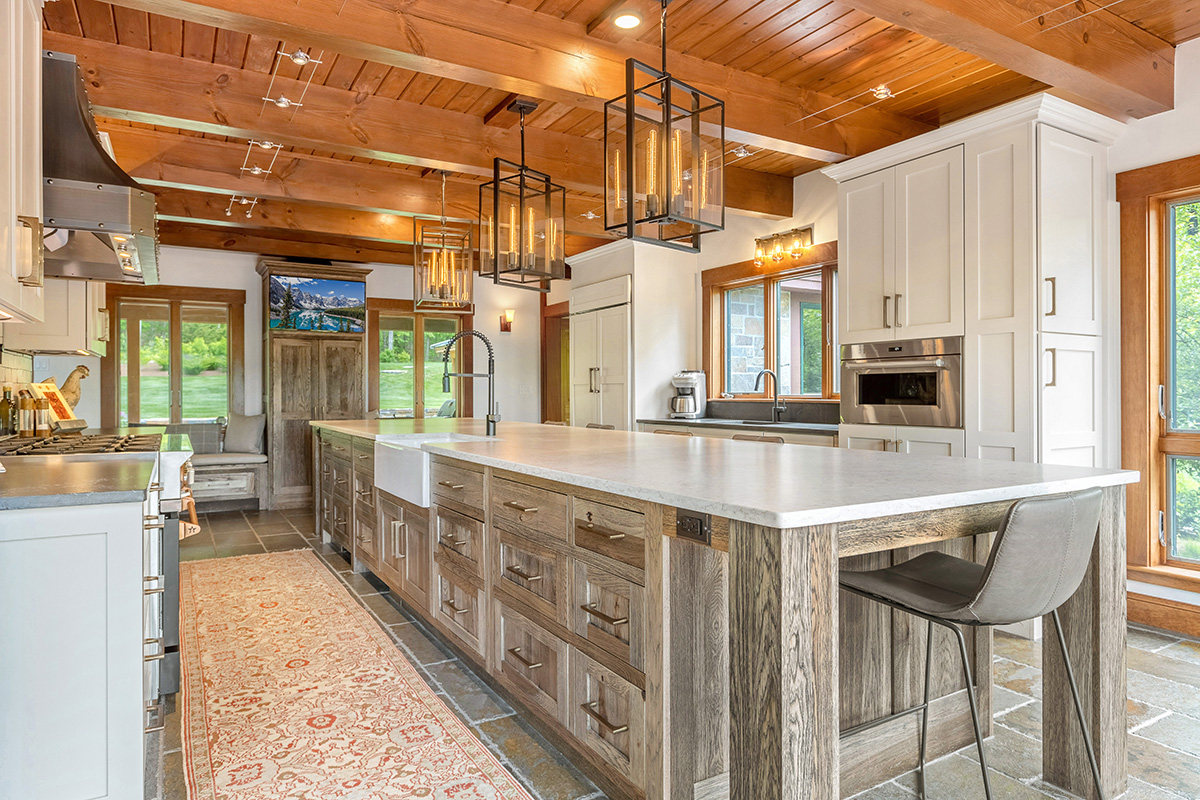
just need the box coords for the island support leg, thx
[1042,485,1127,800]
[729,521,838,800]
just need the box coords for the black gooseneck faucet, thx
[441,329,499,436]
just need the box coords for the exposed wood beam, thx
[841,0,1173,119]
[482,92,521,127]
[101,0,933,162]
[158,220,417,265]
[101,126,611,238]
[51,34,793,219]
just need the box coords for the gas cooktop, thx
[0,433,164,457]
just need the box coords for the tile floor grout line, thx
[993,719,1045,744]
[1128,709,1173,734]
[1129,728,1200,761]
[1126,775,1196,800]
[1129,666,1200,694]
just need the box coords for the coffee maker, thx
[669,370,707,419]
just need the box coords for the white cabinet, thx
[2,279,109,355]
[839,423,965,457]
[570,277,631,430]
[838,147,964,345]
[0,0,45,323]
[1040,333,1103,467]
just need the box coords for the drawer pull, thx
[333,445,348,453]
[443,599,469,616]
[581,522,627,541]
[506,646,543,670]
[144,637,165,662]
[505,565,543,582]
[143,586,165,596]
[357,453,370,460]
[504,500,539,513]
[580,701,629,734]
[335,478,348,485]
[580,603,629,627]
[440,537,469,549]
[438,480,465,490]
[356,489,373,500]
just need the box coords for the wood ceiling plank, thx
[1113,0,1200,44]
[148,14,183,56]
[820,37,950,99]
[56,33,795,217]
[101,0,932,161]
[887,61,1006,119]
[43,1,85,37]
[682,0,815,63]
[181,21,217,61]
[398,72,443,105]
[839,0,1174,118]
[322,54,367,92]
[376,67,417,100]
[423,78,468,110]
[212,28,249,67]
[905,70,1046,126]
[75,0,118,43]
[111,6,150,49]
[768,17,896,85]
[723,3,864,74]
[350,61,392,96]
[785,25,926,94]
[158,220,417,265]
[562,0,615,24]
[443,84,490,115]
[241,33,279,72]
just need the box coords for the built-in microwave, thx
[840,337,963,428]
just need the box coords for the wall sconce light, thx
[753,225,814,267]
[500,309,515,333]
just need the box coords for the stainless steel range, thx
[0,431,194,733]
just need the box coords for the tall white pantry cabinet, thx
[0,0,45,324]
[827,95,1124,468]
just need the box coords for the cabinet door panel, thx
[318,339,364,419]
[895,147,964,339]
[839,169,895,344]
[597,305,630,430]
[569,311,598,427]
[1038,126,1104,337]
[403,509,431,610]
[896,426,965,458]
[271,339,318,504]
[496,601,570,725]
[1040,333,1102,467]
[838,423,894,451]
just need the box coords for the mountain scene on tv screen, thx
[268,276,366,332]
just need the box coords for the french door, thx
[377,313,461,418]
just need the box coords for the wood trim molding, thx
[1128,564,1200,594]
[1128,592,1200,638]
[701,240,838,288]
[1118,151,1200,585]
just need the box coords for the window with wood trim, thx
[1164,197,1200,565]
[367,299,473,418]
[101,285,246,427]
[704,253,838,400]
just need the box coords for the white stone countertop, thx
[310,418,494,440]
[411,421,1137,528]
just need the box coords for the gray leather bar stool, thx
[839,488,1106,800]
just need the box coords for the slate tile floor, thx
[160,509,1200,800]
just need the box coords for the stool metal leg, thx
[918,618,934,798]
[949,622,994,800]
[1050,609,1107,800]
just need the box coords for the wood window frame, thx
[1118,152,1200,595]
[540,295,570,424]
[366,297,474,418]
[702,240,839,402]
[100,284,246,428]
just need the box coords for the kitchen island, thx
[311,420,1136,800]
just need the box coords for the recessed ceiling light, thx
[870,84,894,100]
[613,9,642,28]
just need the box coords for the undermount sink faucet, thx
[441,329,499,436]
[755,368,787,423]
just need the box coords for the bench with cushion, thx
[166,413,267,511]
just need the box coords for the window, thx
[707,259,838,400]
[102,285,245,427]
[369,299,472,418]
[1165,198,1200,564]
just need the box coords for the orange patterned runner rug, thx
[180,550,533,799]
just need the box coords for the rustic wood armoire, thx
[258,261,370,510]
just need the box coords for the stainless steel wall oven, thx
[840,337,962,428]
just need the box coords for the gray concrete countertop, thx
[637,417,839,435]
[0,453,156,510]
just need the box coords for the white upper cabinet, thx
[2,279,108,355]
[1037,125,1105,336]
[0,0,44,323]
[838,146,964,345]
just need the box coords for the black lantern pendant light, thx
[604,0,725,252]
[479,99,567,293]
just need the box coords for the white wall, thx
[34,355,100,425]
[1109,39,1200,173]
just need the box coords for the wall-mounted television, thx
[268,275,366,333]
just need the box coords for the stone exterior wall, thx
[725,286,765,393]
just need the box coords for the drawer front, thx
[191,469,256,499]
[496,601,569,725]
[352,435,375,463]
[326,434,352,461]
[353,510,378,565]
[434,505,486,577]
[330,495,352,550]
[431,461,485,515]
[496,529,568,625]
[573,561,644,672]
[329,458,352,501]
[572,652,646,786]
[574,498,646,571]
[353,468,376,517]
[435,565,485,656]
[491,477,569,542]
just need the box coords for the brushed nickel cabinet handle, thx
[504,500,538,513]
[391,520,407,558]
[440,536,469,549]
[335,478,348,485]
[894,293,903,327]
[333,445,347,453]
[505,564,543,582]
[1045,277,1057,316]
[1045,348,1058,388]
[579,521,626,540]
[145,699,166,733]
[357,453,369,460]
[580,701,628,734]
[883,295,892,328]
[506,646,543,670]
[443,599,469,616]
[356,488,372,500]
[144,586,165,596]
[438,480,465,490]
[580,603,628,627]
[16,216,44,288]
[144,637,165,662]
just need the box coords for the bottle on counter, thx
[18,396,35,438]
[0,387,11,435]
[34,397,51,438]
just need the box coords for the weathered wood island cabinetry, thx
[312,421,1134,800]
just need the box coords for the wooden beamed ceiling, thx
[41,0,1186,265]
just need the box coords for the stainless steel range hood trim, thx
[42,50,159,284]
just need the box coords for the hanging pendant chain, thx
[519,107,527,168]
[660,0,668,75]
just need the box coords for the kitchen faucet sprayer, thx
[441,329,499,435]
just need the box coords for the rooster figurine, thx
[53,365,90,410]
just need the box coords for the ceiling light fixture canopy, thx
[604,0,724,253]
[415,171,474,312]
[479,99,567,293]
[613,7,642,28]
